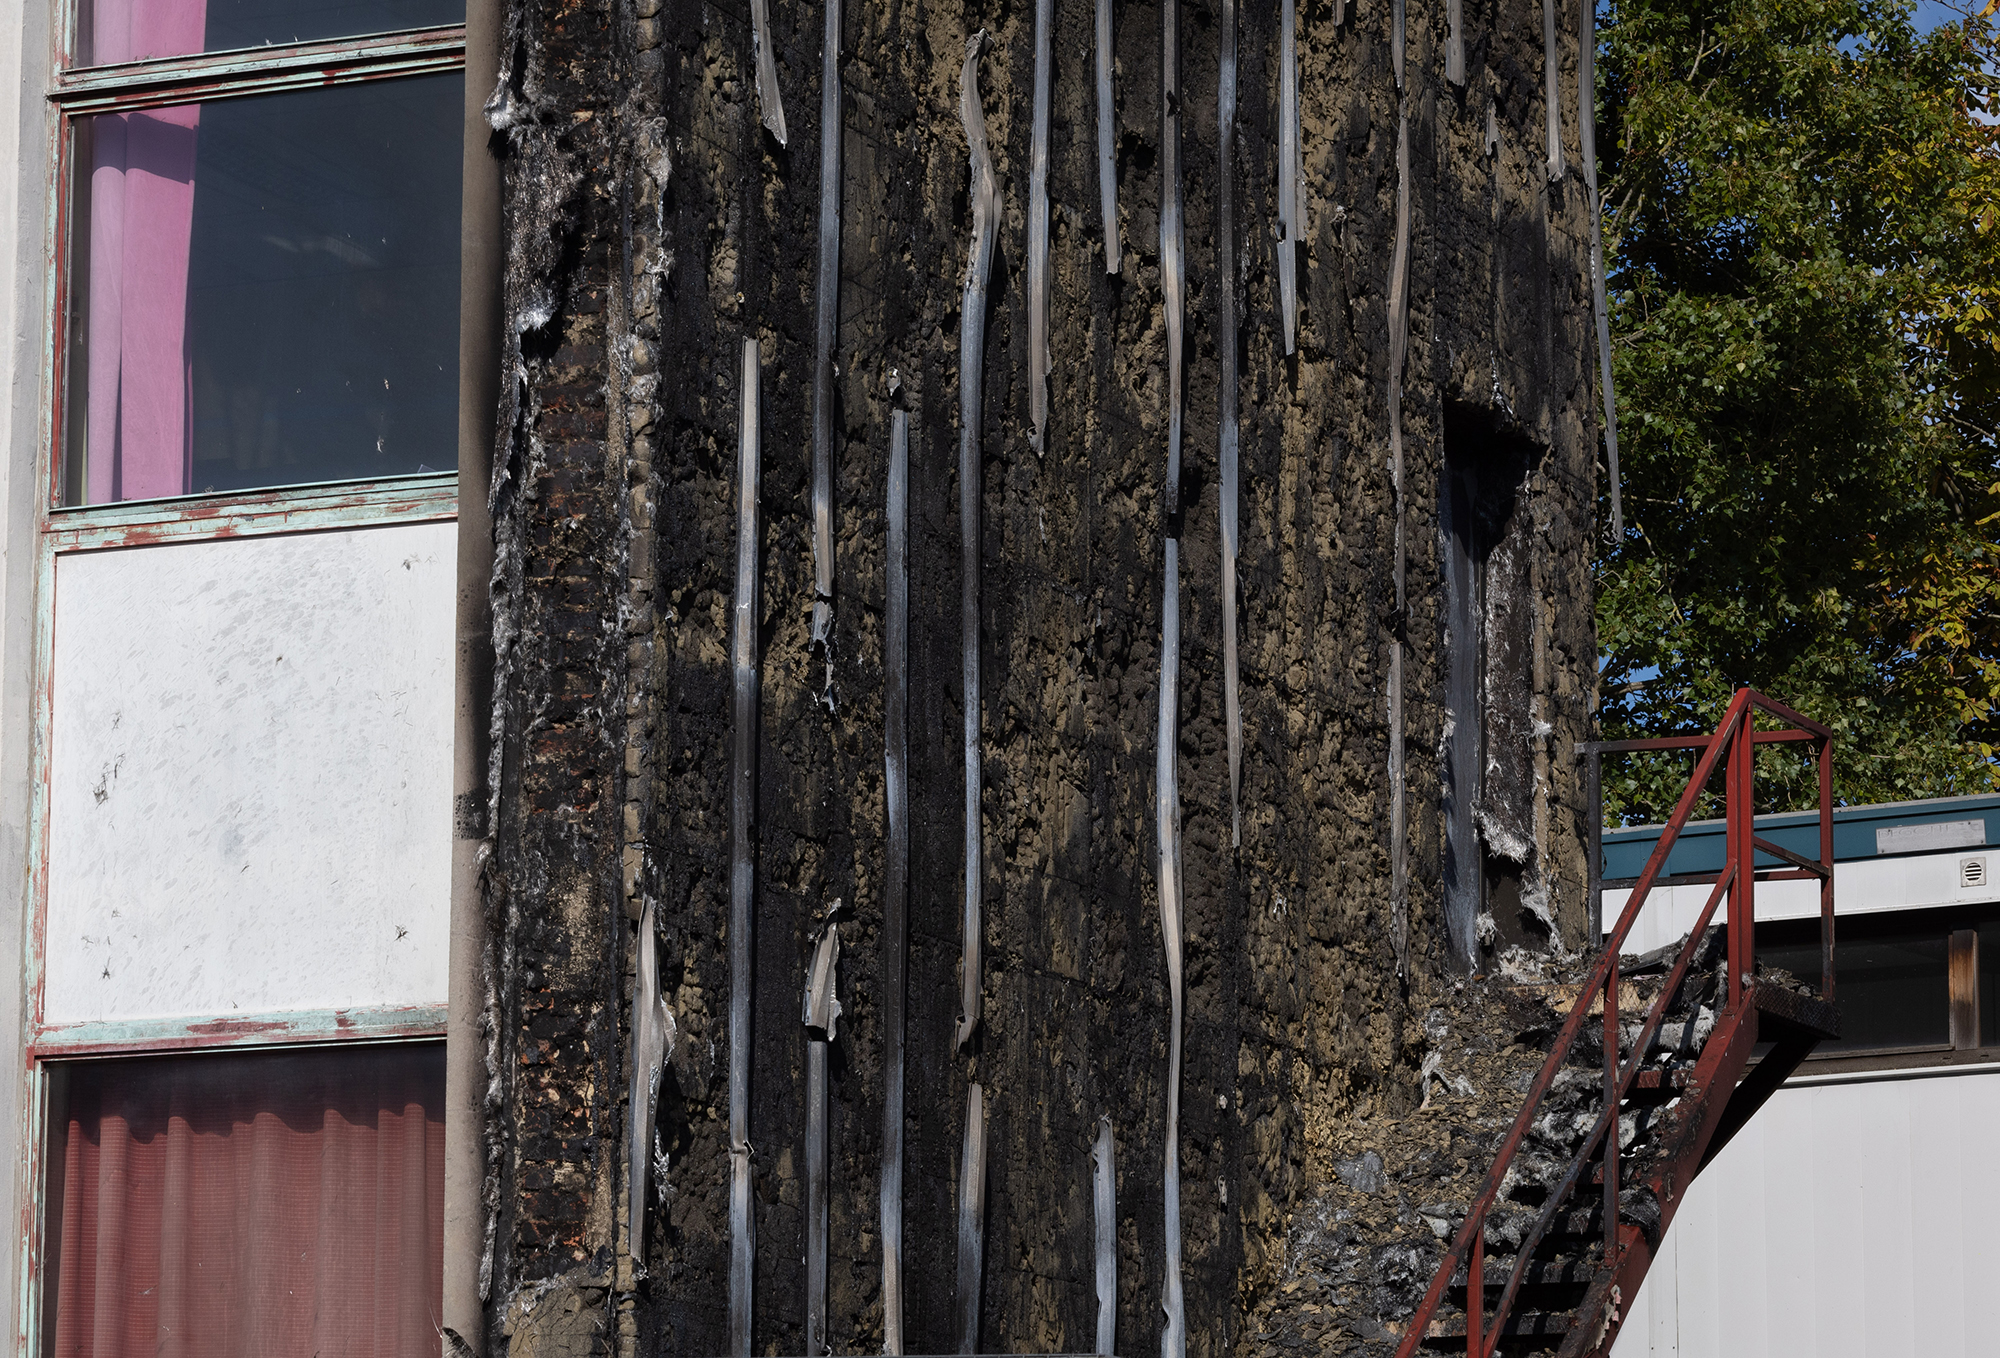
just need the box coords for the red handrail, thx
[1393,689,1834,1358]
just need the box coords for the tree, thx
[1594,0,2000,822]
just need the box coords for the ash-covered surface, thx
[476,0,1606,1354]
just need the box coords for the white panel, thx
[1630,1070,2000,1356]
[44,522,455,1022]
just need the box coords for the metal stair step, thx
[1450,1255,1595,1290]
[1418,1308,1576,1346]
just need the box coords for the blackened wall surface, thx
[477,0,1602,1354]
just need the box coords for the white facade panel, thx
[42,521,455,1023]
[1609,850,2000,955]
[1610,1068,2000,1357]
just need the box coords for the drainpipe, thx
[444,0,502,1349]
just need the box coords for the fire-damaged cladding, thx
[472,0,1601,1354]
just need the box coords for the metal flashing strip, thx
[881,410,911,1355]
[808,0,843,674]
[802,922,841,1355]
[729,336,764,1358]
[50,26,466,113]
[1159,0,1185,520]
[1578,0,1620,538]
[1385,104,1412,977]
[628,897,676,1268]
[955,1082,988,1355]
[1156,537,1186,1358]
[1092,1117,1117,1358]
[1096,0,1119,274]
[1218,0,1242,848]
[956,31,998,1052]
[1783,1058,2000,1089]
[750,0,789,143]
[1542,0,1565,178]
[45,474,459,551]
[1028,0,1054,452]
[1276,0,1299,355]
[32,1003,448,1058]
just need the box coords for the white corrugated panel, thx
[1610,1068,2000,1356]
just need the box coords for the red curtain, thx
[49,1044,445,1358]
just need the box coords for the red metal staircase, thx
[1393,689,1840,1357]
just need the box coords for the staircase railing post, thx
[1604,949,1618,1268]
[1819,736,1834,1001]
[1468,1227,1483,1358]
[1726,703,1754,1009]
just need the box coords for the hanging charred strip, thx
[1386,106,1412,978]
[728,335,763,1358]
[1156,537,1186,1358]
[881,409,910,1356]
[1028,0,1053,452]
[809,0,843,678]
[627,896,676,1270]
[1161,0,1185,517]
[750,0,788,144]
[955,1082,989,1354]
[1092,1116,1117,1357]
[1096,0,1119,273]
[1276,0,1298,355]
[1218,0,1241,848]
[1542,0,1563,178]
[802,921,842,1355]
[956,31,999,1052]
[1578,0,1622,538]
[1446,0,1464,85]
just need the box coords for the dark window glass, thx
[63,74,463,505]
[1762,926,1949,1052]
[77,0,465,67]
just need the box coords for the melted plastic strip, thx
[1386,111,1411,979]
[956,31,999,1052]
[1218,0,1241,848]
[1160,0,1184,519]
[1447,0,1464,85]
[809,0,843,674]
[881,410,910,1356]
[729,336,763,1358]
[803,923,842,1355]
[955,1082,989,1354]
[1029,0,1053,452]
[1276,0,1298,356]
[1542,0,1563,179]
[1157,537,1186,1358]
[1096,0,1119,274]
[1092,1117,1117,1357]
[627,896,677,1271]
[1578,0,1621,538]
[750,0,788,144]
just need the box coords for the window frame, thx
[40,18,468,523]
[19,10,474,1353]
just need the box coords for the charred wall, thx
[475,0,1602,1354]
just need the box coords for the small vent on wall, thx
[1964,857,1988,889]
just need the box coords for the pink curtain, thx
[81,0,206,504]
[50,1046,445,1358]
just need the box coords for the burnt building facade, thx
[469,0,1604,1353]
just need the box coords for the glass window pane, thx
[1763,928,1950,1052]
[77,0,465,66]
[42,1044,444,1356]
[63,75,463,505]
